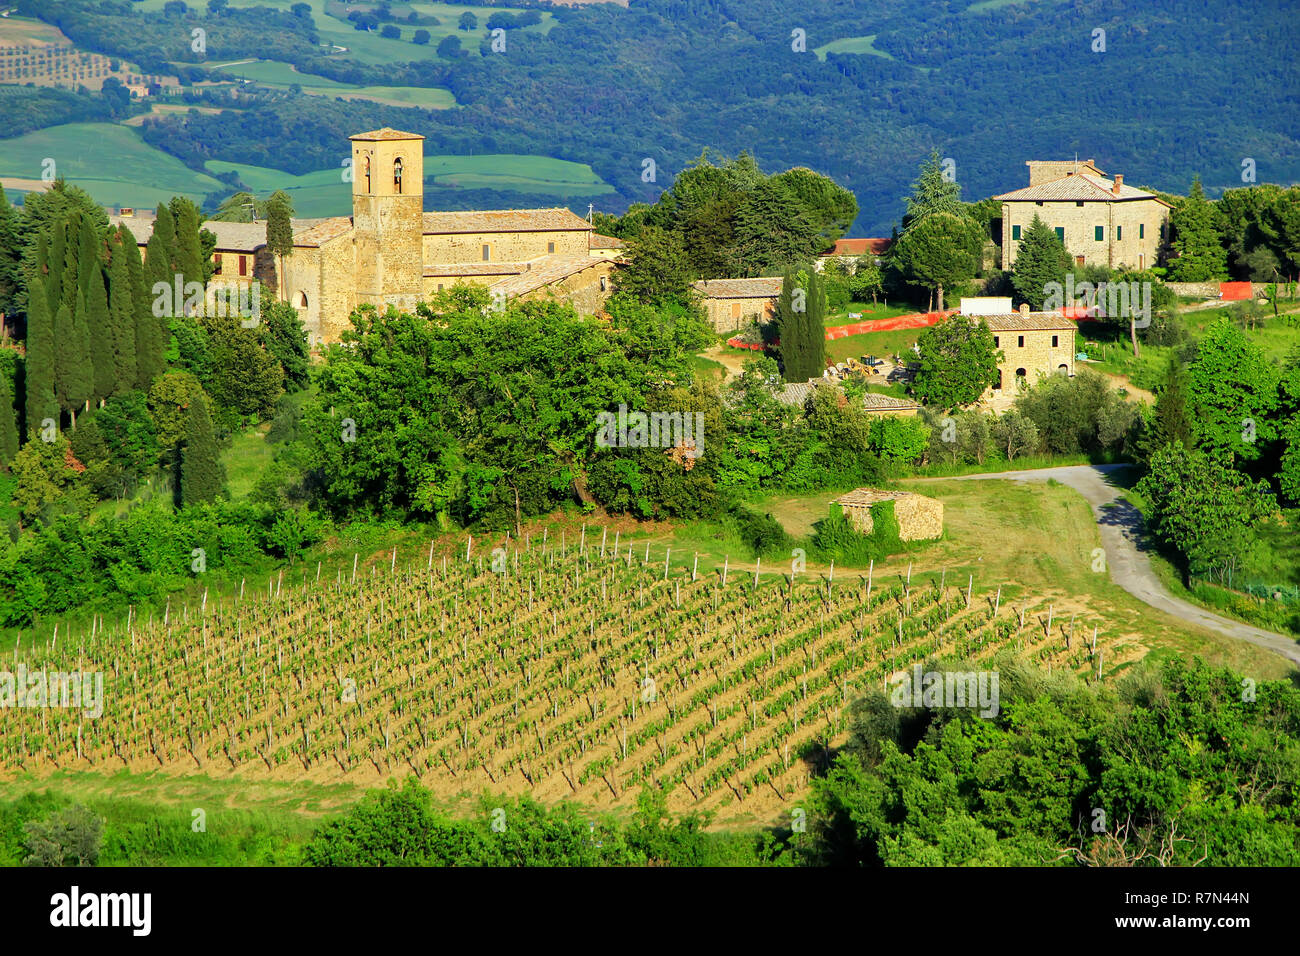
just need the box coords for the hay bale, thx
[832,488,943,541]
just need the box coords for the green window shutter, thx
[1116,225,1122,240]
[1095,226,1104,241]
[1012,224,1021,240]
[1139,223,1145,239]
[1054,227,1064,240]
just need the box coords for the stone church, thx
[110,128,623,345]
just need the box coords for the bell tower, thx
[350,128,424,312]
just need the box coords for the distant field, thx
[204,153,612,215]
[205,160,350,217]
[427,154,614,197]
[130,0,555,64]
[209,58,457,108]
[814,35,893,61]
[0,122,226,207]
[0,14,64,44]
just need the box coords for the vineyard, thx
[0,526,1135,819]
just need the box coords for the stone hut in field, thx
[831,489,943,541]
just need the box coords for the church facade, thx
[111,128,622,345]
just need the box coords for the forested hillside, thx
[14,0,1299,232]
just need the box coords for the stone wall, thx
[702,295,776,332]
[987,326,1076,395]
[423,229,589,264]
[1001,198,1168,271]
[1165,281,1272,298]
[836,490,944,541]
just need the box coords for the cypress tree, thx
[122,226,164,388]
[0,367,17,467]
[169,197,205,290]
[62,289,94,423]
[180,393,222,506]
[0,185,22,319]
[76,213,100,304]
[107,233,137,394]
[60,212,83,316]
[806,269,827,375]
[53,300,75,420]
[778,269,827,382]
[24,276,57,436]
[87,256,115,403]
[45,215,66,314]
[265,190,295,300]
[144,203,177,303]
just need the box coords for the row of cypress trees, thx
[1,191,225,506]
[21,197,211,434]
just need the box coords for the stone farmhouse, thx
[995,160,1171,272]
[110,128,622,345]
[959,298,1076,402]
[693,276,783,332]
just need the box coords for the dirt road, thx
[913,464,1300,666]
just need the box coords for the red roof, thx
[823,237,891,257]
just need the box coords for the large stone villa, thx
[109,128,624,345]
[995,159,1171,271]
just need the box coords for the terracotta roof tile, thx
[823,237,891,256]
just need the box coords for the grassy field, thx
[0,122,227,208]
[813,35,894,61]
[1079,306,1300,388]
[201,152,614,217]
[133,0,555,64]
[210,58,457,108]
[426,153,614,197]
[826,327,925,364]
[0,14,66,44]
[204,160,350,217]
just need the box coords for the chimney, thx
[1112,174,1123,196]
[1019,303,1030,316]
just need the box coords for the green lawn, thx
[222,426,276,500]
[0,123,227,207]
[826,327,925,364]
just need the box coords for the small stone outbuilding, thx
[832,488,944,541]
